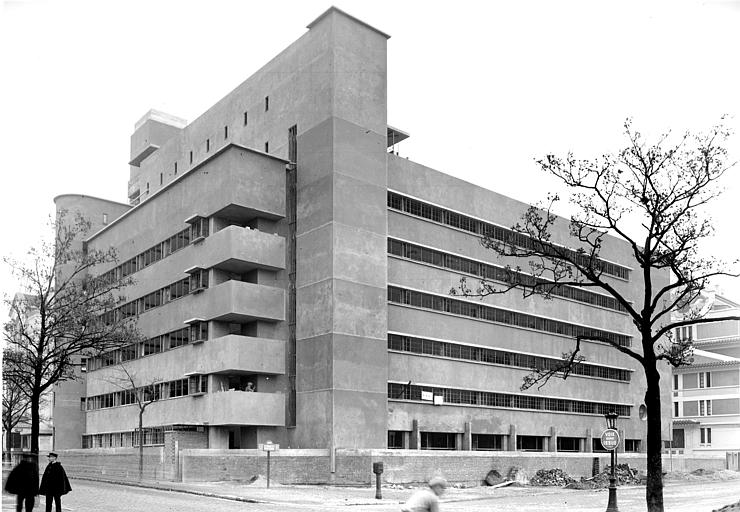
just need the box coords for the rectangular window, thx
[472,434,504,451]
[102,213,108,224]
[674,402,679,417]
[699,372,705,388]
[188,374,208,394]
[160,172,163,185]
[174,162,178,175]
[388,430,405,449]
[243,111,248,126]
[557,437,582,452]
[592,438,608,452]
[224,125,228,139]
[190,151,193,164]
[673,374,679,390]
[265,96,269,111]
[624,439,641,452]
[517,435,544,452]
[421,432,456,450]
[700,427,712,445]
[169,378,189,398]
[190,321,208,342]
[189,216,209,240]
[169,327,189,349]
[264,141,269,153]
[706,400,712,416]
[206,139,210,152]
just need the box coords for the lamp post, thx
[603,411,620,512]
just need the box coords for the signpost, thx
[259,441,279,488]
[601,412,621,512]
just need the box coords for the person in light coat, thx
[401,476,447,512]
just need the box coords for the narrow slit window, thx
[224,125,228,139]
[265,96,269,111]
[206,139,210,152]
[243,111,248,126]
[174,162,178,175]
[265,141,269,153]
[189,151,193,164]
[160,173,163,185]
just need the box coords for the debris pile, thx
[566,463,641,489]
[713,500,740,512]
[529,468,576,487]
[484,469,503,486]
[508,466,530,485]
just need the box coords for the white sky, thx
[1,0,740,315]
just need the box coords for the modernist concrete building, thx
[52,7,670,454]
[670,294,740,457]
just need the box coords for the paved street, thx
[3,478,739,511]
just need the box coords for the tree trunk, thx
[4,421,12,461]
[138,409,144,480]
[30,392,40,456]
[645,362,665,512]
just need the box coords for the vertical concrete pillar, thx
[462,422,472,451]
[586,428,593,453]
[549,427,557,452]
[410,420,420,450]
[617,429,625,453]
[508,424,517,451]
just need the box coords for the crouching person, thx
[39,452,71,512]
[401,476,447,512]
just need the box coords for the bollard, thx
[372,462,384,499]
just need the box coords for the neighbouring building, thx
[670,293,740,457]
[52,7,671,456]
[4,293,54,454]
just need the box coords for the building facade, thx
[670,294,740,456]
[52,7,670,454]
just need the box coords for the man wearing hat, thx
[4,453,39,511]
[38,452,71,512]
[401,476,447,512]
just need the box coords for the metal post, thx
[266,451,271,489]
[375,472,382,499]
[606,449,619,512]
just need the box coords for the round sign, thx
[600,428,620,451]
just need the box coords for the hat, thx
[47,452,58,458]
[428,476,447,488]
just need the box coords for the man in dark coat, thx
[38,452,71,512]
[4,454,39,511]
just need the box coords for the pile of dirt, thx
[246,474,283,487]
[713,500,740,512]
[530,468,576,487]
[566,464,641,490]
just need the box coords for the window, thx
[224,125,228,139]
[174,162,178,175]
[472,434,504,451]
[699,400,712,416]
[673,374,679,390]
[102,213,108,224]
[592,438,608,452]
[146,182,150,195]
[265,141,269,153]
[160,172,163,185]
[169,378,189,398]
[169,327,189,349]
[557,437,582,452]
[517,435,544,451]
[699,372,711,388]
[143,337,163,356]
[700,427,712,445]
[190,151,193,164]
[190,321,208,342]
[188,374,208,394]
[265,96,269,111]
[243,111,248,126]
[388,431,405,449]
[421,432,456,450]
[206,139,210,152]
[674,402,679,417]
[190,269,209,291]
[188,216,209,240]
[624,439,641,452]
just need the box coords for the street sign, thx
[259,442,280,452]
[600,428,620,451]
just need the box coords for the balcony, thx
[85,391,285,432]
[196,225,285,272]
[187,335,284,375]
[201,280,285,323]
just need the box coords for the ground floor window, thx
[517,435,544,451]
[472,434,505,451]
[624,439,641,452]
[388,430,406,449]
[592,438,609,452]
[700,427,712,445]
[556,436,582,452]
[421,432,456,450]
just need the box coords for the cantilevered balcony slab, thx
[203,280,285,323]
[86,391,285,432]
[193,225,285,273]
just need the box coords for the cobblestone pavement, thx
[3,478,739,511]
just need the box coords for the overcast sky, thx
[1,0,739,314]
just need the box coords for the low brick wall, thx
[56,447,729,485]
[56,447,166,482]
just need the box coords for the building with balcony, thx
[670,293,740,456]
[52,6,670,455]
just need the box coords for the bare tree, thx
[2,212,139,455]
[454,119,737,512]
[106,364,162,480]
[2,356,31,461]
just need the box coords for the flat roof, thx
[307,6,391,39]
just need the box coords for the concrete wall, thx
[54,447,166,482]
